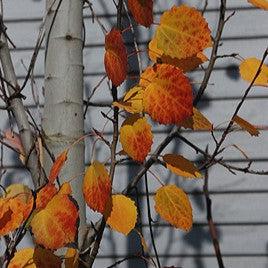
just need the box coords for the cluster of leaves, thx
[1,0,268,267]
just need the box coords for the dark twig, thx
[203,148,225,268]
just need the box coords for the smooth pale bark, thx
[0,27,45,189]
[42,0,86,246]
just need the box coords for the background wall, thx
[1,0,268,267]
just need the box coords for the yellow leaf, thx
[141,64,193,125]
[65,248,78,268]
[106,195,137,235]
[239,57,268,86]
[180,107,213,131]
[248,0,268,10]
[8,247,61,268]
[154,185,192,231]
[163,154,202,179]
[233,115,260,136]
[113,86,144,113]
[30,183,79,249]
[148,38,208,72]
[155,5,211,59]
[83,161,111,214]
[120,114,153,162]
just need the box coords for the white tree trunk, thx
[42,0,86,245]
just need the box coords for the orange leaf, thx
[49,150,68,183]
[8,247,61,268]
[30,183,79,249]
[155,5,211,59]
[248,0,268,10]
[233,115,260,137]
[180,107,213,131]
[65,248,78,268]
[119,114,153,162]
[36,184,58,210]
[105,195,137,235]
[141,64,193,124]
[104,29,128,86]
[113,86,144,113]
[149,38,208,72]
[83,161,111,214]
[154,185,192,231]
[239,57,268,86]
[162,154,202,179]
[128,0,153,27]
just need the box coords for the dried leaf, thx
[155,5,211,59]
[113,86,144,113]
[141,64,193,124]
[233,115,260,136]
[8,247,61,268]
[3,129,24,154]
[83,161,111,214]
[120,114,153,162]
[180,107,213,131]
[149,38,208,72]
[30,183,79,249]
[65,248,78,268]
[105,195,137,235]
[104,29,127,86]
[135,229,149,253]
[49,150,68,183]
[154,185,192,231]
[128,0,153,27]
[239,57,268,86]
[36,184,58,210]
[248,0,268,10]
[163,154,202,179]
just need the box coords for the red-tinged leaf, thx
[3,129,24,154]
[49,150,68,183]
[233,115,260,137]
[162,154,202,179]
[104,29,127,86]
[149,38,208,72]
[248,0,268,10]
[141,64,193,124]
[128,0,153,27]
[36,184,58,210]
[155,5,211,59]
[83,161,111,214]
[154,185,192,231]
[119,114,153,162]
[8,247,61,268]
[239,57,268,86]
[105,195,137,235]
[30,183,79,249]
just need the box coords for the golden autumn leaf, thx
[148,38,208,72]
[180,107,213,131]
[104,29,128,86]
[233,115,260,137]
[8,247,61,268]
[119,114,153,162]
[36,183,58,210]
[30,182,79,249]
[155,5,211,60]
[162,154,202,179]
[105,195,137,235]
[83,161,111,214]
[239,57,268,86]
[141,64,193,124]
[49,150,68,183]
[154,185,192,231]
[65,248,78,268]
[248,0,268,10]
[128,0,153,27]
[113,86,144,113]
